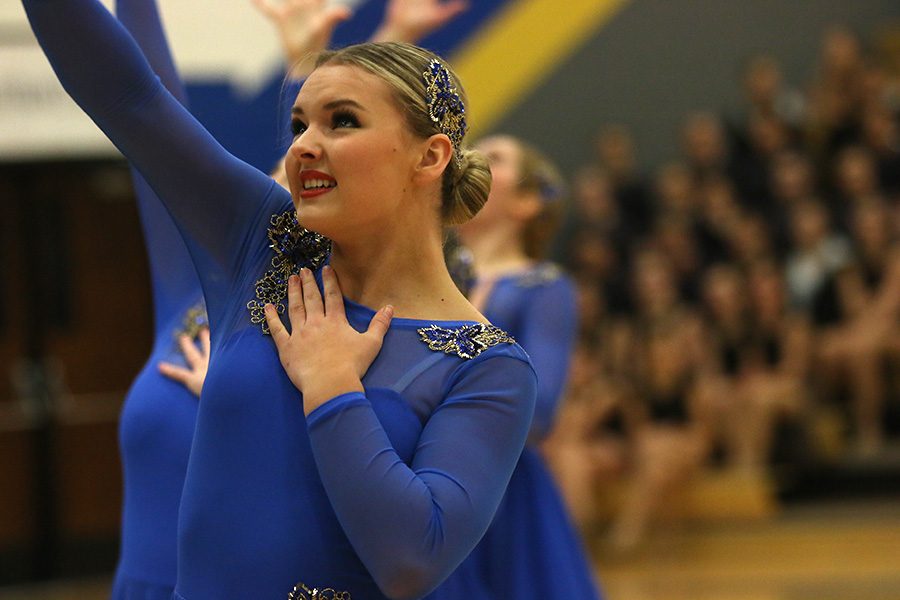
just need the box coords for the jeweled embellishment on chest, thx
[175,300,208,341]
[288,581,350,600]
[247,210,331,334]
[417,323,516,359]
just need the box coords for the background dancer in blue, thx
[22,2,537,599]
[458,135,602,599]
[111,0,205,596]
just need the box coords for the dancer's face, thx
[285,64,423,239]
[479,135,521,204]
[459,136,521,231]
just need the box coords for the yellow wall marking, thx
[451,0,631,138]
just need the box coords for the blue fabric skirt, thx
[475,447,603,600]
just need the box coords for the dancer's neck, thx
[330,226,484,323]
[459,223,532,280]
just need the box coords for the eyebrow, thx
[291,98,366,116]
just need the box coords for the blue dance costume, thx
[22,1,537,598]
[111,0,203,596]
[472,264,602,599]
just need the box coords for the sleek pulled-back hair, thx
[315,42,491,225]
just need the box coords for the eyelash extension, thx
[291,109,359,137]
[332,109,360,128]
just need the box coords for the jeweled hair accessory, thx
[539,179,566,204]
[423,59,467,166]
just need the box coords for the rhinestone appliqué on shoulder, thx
[417,323,516,359]
[288,581,350,600]
[247,210,331,334]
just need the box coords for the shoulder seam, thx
[439,343,537,398]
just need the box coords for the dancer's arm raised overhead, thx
[116,0,186,104]
[252,0,470,81]
[115,0,201,338]
[372,0,469,44]
[251,0,351,79]
[23,0,283,321]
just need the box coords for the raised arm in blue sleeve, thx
[116,0,186,105]
[115,0,200,336]
[22,0,282,320]
[130,175,203,337]
[306,351,537,600]
[519,277,578,440]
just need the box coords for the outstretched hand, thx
[159,328,211,398]
[264,266,393,415]
[252,0,352,75]
[372,0,469,44]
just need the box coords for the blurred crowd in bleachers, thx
[544,25,900,551]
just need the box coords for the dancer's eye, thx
[291,119,308,137]
[332,110,360,129]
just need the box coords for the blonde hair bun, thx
[443,146,491,225]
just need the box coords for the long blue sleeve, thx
[116,0,186,105]
[114,0,200,336]
[306,351,537,600]
[129,170,203,338]
[518,277,578,439]
[480,270,578,441]
[22,0,283,327]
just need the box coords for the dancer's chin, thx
[295,207,334,238]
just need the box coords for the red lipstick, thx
[298,169,337,199]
